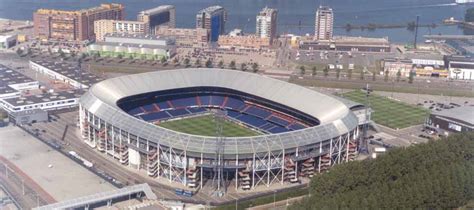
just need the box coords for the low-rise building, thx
[29,60,102,89]
[94,19,146,41]
[381,58,412,77]
[425,106,474,136]
[445,55,474,80]
[88,33,176,60]
[0,34,17,48]
[0,64,39,99]
[0,89,84,113]
[156,27,209,47]
[218,35,270,50]
[411,59,448,78]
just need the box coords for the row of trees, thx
[292,132,474,209]
[299,65,415,83]
[182,58,259,72]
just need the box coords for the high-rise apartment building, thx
[137,5,176,35]
[314,6,333,40]
[196,6,227,42]
[94,20,146,41]
[33,3,124,41]
[256,7,277,43]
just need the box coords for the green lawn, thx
[341,90,430,129]
[158,115,260,137]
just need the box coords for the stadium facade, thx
[78,69,360,191]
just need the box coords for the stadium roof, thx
[432,106,474,125]
[80,69,358,157]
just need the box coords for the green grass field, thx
[341,90,430,129]
[158,114,260,137]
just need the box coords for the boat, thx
[456,0,474,4]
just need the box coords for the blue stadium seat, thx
[210,96,225,106]
[200,96,211,106]
[142,104,156,112]
[226,110,241,118]
[187,107,207,114]
[225,97,245,110]
[243,106,272,119]
[128,107,144,116]
[156,101,171,109]
[269,126,290,134]
[171,97,197,108]
[166,109,190,117]
[268,116,291,126]
[237,114,267,127]
[288,123,306,130]
[140,111,171,122]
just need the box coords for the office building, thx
[314,6,333,40]
[137,5,176,35]
[196,6,227,42]
[94,19,146,41]
[33,3,124,41]
[256,7,277,43]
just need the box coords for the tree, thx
[293,132,474,210]
[384,70,389,82]
[16,48,23,56]
[348,69,353,79]
[323,67,329,77]
[205,59,213,68]
[229,60,236,70]
[396,69,402,82]
[218,60,224,69]
[117,54,123,59]
[195,58,201,67]
[183,58,190,67]
[58,48,65,58]
[408,71,415,84]
[299,66,306,76]
[311,66,317,77]
[372,71,376,81]
[252,62,259,73]
[240,63,247,71]
[160,56,167,64]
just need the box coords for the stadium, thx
[78,68,360,191]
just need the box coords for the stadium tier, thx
[79,69,359,191]
[120,92,312,134]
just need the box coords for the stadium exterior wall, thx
[78,69,360,190]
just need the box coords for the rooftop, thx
[258,7,277,16]
[104,33,174,42]
[197,5,225,14]
[445,55,474,63]
[92,41,174,50]
[138,5,175,15]
[35,3,123,15]
[31,60,102,87]
[0,64,36,95]
[3,89,85,107]
[432,105,474,125]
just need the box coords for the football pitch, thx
[341,90,430,129]
[158,114,261,137]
